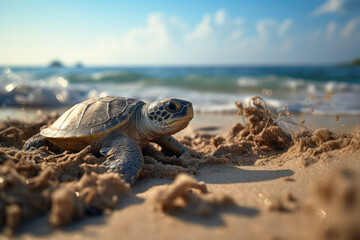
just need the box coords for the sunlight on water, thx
[56,77,69,88]
[3,67,11,74]
[56,90,70,103]
[5,83,16,92]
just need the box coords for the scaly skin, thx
[101,134,144,185]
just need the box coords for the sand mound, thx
[0,144,129,235]
[50,172,130,227]
[0,115,131,234]
[178,97,296,166]
[0,113,58,149]
[270,128,360,168]
[179,97,359,167]
[152,173,234,216]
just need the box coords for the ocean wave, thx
[237,75,308,91]
[237,77,260,87]
[1,66,360,116]
[0,84,88,107]
[68,71,145,83]
[284,79,305,90]
[1,81,359,116]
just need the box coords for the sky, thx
[0,0,359,66]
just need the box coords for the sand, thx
[0,96,359,240]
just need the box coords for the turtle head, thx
[146,98,194,136]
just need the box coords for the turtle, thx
[23,96,194,185]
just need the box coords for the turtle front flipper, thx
[101,135,144,185]
[152,136,187,156]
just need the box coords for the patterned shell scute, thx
[41,96,144,139]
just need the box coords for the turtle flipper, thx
[152,136,187,156]
[101,135,144,185]
[23,133,49,150]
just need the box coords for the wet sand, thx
[1,97,359,240]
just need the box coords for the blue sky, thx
[0,0,359,65]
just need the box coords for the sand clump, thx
[153,173,234,216]
[50,172,130,227]
[277,128,360,167]
[178,97,359,167]
[0,144,129,235]
[139,145,202,180]
[0,114,58,149]
[0,116,132,234]
[178,97,294,164]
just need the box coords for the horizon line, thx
[0,62,354,68]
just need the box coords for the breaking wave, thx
[1,66,360,116]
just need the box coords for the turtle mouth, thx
[167,117,192,128]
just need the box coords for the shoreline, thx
[1,106,359,133]
[185,112,359,136]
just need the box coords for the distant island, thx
[75,62,84,68]
[48,60,64,68]
[47,60,84,68]
[340,58,360,66]
[351,58,360,66]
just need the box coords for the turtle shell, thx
[41,96,145,151]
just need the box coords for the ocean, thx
[1,66,360,119]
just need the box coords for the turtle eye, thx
[165,101,179,112]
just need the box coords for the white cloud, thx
[214,9,226,26]
[254,19,294,53]
[185,14,212,42]
[307,18,358,42]
[1,6,360,66]
[230,18,245,40]
[326,21,337,39]
[278,19,293,36]
[107,11,294,64]
[314,0,343,15]
[342,17,360,38]
[76,10,314,65]
[233,18,245,25]
[122,12,169,48]
[256,19,277,38]
[256,18,293,38]
[230,30,243,39]
[168,16,188,31]
[85,12,181,64]
[313,0,360,16]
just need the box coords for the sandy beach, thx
[0,97,359,240]
[2,0,360,239]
